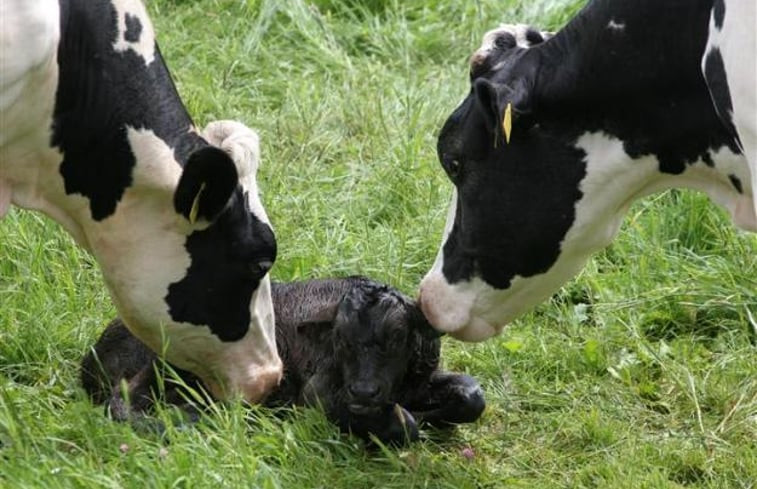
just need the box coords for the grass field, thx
[1,0,756,487]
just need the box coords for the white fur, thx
[202,120,272,228]
[470,24,552,71]
[705,0,757,223]
[607,19,625,31]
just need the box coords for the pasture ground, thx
[1,0,755,487]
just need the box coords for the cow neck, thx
[524,0,751,232]
[52,0,206,224]
[535,0,715,104]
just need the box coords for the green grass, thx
[1,0,756,487]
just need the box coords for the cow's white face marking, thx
[470,24,552,73]
[421,131,750,341]
[202,120,271,227]
[111,0,156,66]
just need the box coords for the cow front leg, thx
[406,371,485,427]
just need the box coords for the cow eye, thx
[442,155,461,181]
[249,259,273,277]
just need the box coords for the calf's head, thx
[304,282,441,416]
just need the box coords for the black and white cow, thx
[0,0,282,402]
[419,0,755,341]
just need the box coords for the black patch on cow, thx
[703,47,742,151]
[124,13,143,43]
[495,33,516,50]
[525,28,544,45]
[728,174,743,194]
[713,0,725,29]
[53,0,203,221]
[166,190,277,342]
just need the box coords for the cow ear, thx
[473,78,532,144]
[174,146,239,224]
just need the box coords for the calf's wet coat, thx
[81,277,485,444]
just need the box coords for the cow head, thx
[420,8,749,341]
[0,1,283,403]
[88,121,281,404]
[418,25,589,342]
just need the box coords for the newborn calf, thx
[81,277,485,444]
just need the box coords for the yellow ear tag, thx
[189,182,206,224]
[503,102,513,144]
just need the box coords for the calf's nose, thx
[348,381,381,402]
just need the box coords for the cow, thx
[0,0,282,403]
[418,0,755,341]
[81,277,486,445]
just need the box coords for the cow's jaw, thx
[420,132,750,340]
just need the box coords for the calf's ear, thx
[473,78,532,145]
[408,304,443,340]
[174,147,239,224]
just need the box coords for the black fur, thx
[81,277,485,444]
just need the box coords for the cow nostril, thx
[348,382,380,401]
[257,260,274,275]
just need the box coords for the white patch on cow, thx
[607,19,625,31]
[420,190,478,333]
[1,0,59,149]
[0,0,59,119]
[200,120,272,226]
[111,0,156,66]
[127,126,182,191]
[470,24,552,71]
[421,131,752,341]
[705,0,757,224]
[0,0,93,243]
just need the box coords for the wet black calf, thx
[81,277,485,444]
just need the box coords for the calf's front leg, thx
[404,371,485,427]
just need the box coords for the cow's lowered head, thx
[1,1,282,402]
[419,3,751,341]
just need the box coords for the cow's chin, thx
[205,360,283,404]
[418,270,478,335]
[418,271,507,342]
[447,317,500,342]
